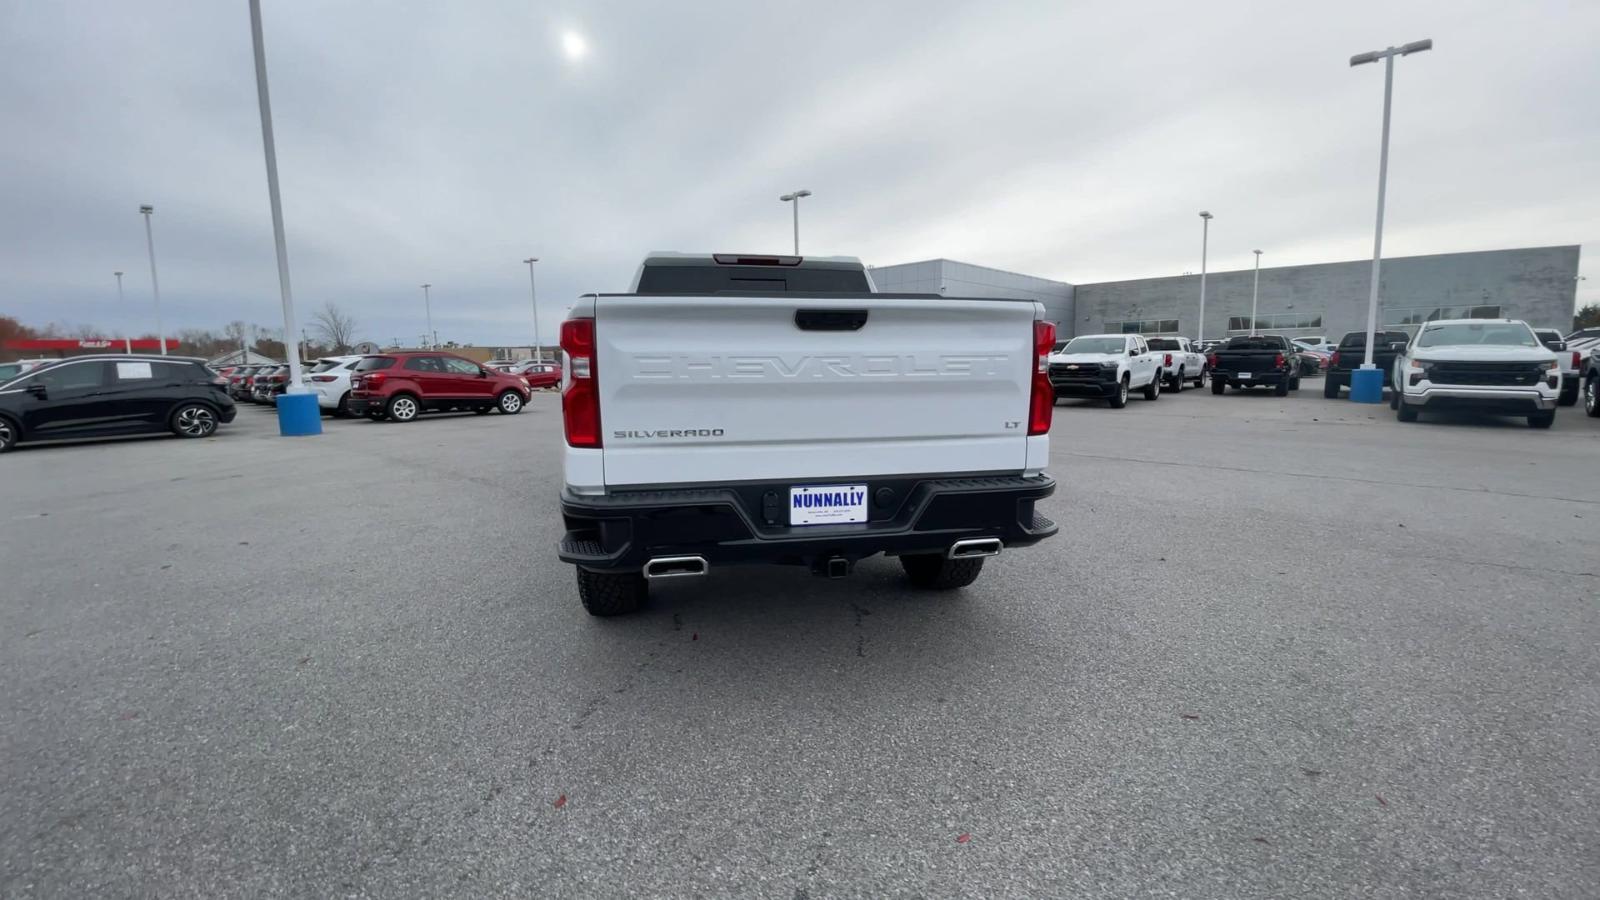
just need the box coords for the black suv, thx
[0,355,236,453]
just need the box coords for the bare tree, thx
[310,302,358,352]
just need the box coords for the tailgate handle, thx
[795,309,868,332]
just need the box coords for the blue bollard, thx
[1348,367,1384,404]
[275,392,323,436]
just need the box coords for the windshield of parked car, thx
[1145,338,1181,351]
[1417,323,1538,348]
[1060,337,1126,354]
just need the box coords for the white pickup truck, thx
[1391,318,1561,428]
[556,252,1060,615]
[1046,333,1162,408]
[1145,336,1208,392]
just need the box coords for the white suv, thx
[1391,319,1561,428]
[303,355,366,416]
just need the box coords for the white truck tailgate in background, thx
[596,295,1036,487]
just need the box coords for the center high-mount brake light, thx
[1028,320,1056,436]
[711,254,802,267]
[561,318,601,448]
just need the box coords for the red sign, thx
[3,338,171,351]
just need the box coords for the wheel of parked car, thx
[1528,411,1555,429]
[169,403,218,439]
[1558,383,1579,407]
[1323,376,1340,399]
[1210,378,1225,395]
[1396,397,1418,422]
[1389,384,1400,410]
[386,394,420,422]
[1194,367,1207,389]
[496,391,524,415]
[576,567,648,616]
[1289,376,1301,391]
[1274,379,1290,397]
[900,553,985,589]
[1109,376,1130,409]
[334,392,351,417]
[1586,375,1599,418]
[1142,374,1160,401]
[0,416,17,453]
[1169,368,1183,393]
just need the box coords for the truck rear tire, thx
[1586,375,1599,418]
[1168,369,1183,393]
[1558,383,1579,407]
[1193,368,1207,389]
[1528,411,1555,429]
[1142,375,1160,401]
[1323,376,1341,398]
[576,567,648,616]
[1274,379,1290,397]
[1211,379,1225,395]
[1108,377,1129,409]
[900,553,985,589]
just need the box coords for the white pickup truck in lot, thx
[555,253,1061,615]
[1046,333,1162,408]
[1392,318,1561,428]
[1145,336,1208,391]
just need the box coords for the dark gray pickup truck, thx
[1323,330,1411,398]
[1207,335,1301,396]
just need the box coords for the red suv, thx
[347,352,532,422]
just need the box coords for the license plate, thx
[790,484,868,526]
[1237,372,1252,379]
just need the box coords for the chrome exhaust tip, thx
[643,556,709,579]
[947,538,1002,560]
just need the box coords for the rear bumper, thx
[1214,369,1291,386]
[557,473,1059,573]
[1403,386,1556,412]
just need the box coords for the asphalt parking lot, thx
[3,383,1598,898]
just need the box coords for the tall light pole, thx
[1197,211,1213,343]
[114,271,130,352]
[420,283,434,348]
[523,257,541,362]
[1349,38,1432,402]
[779,189,811,255]
[1250,249,1263,336]
[138,205,167,354]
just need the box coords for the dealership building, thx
[870,244,1581,341]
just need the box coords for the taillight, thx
[1274,353,1286,369]
[1028,320,1055,436]
[1207,353,1219,368]
[363,373,386,391]
[311,375,336,382]
[561,318,601,447]
[1330,350,1340,368]
[1163,353,1173,367]
[1574,352,1582,370]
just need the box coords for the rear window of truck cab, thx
[1222,336,1286,350]
[636,263,871,294]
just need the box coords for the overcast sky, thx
[2,0,1595,347]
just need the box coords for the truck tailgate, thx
[594,294,1038,486]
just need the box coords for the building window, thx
[1382,304,1501,332]
[1106,318,1179,335]
[1227,314,1324,333]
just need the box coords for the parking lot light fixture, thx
[780,190,812,255]
[247,0,319,436]
[524,258,541,363]
[1349,37,1432,403]
[1197,212,1213,343]
[138,206,167,354]
[1251,250,1262,336]
[421,284,434,349]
